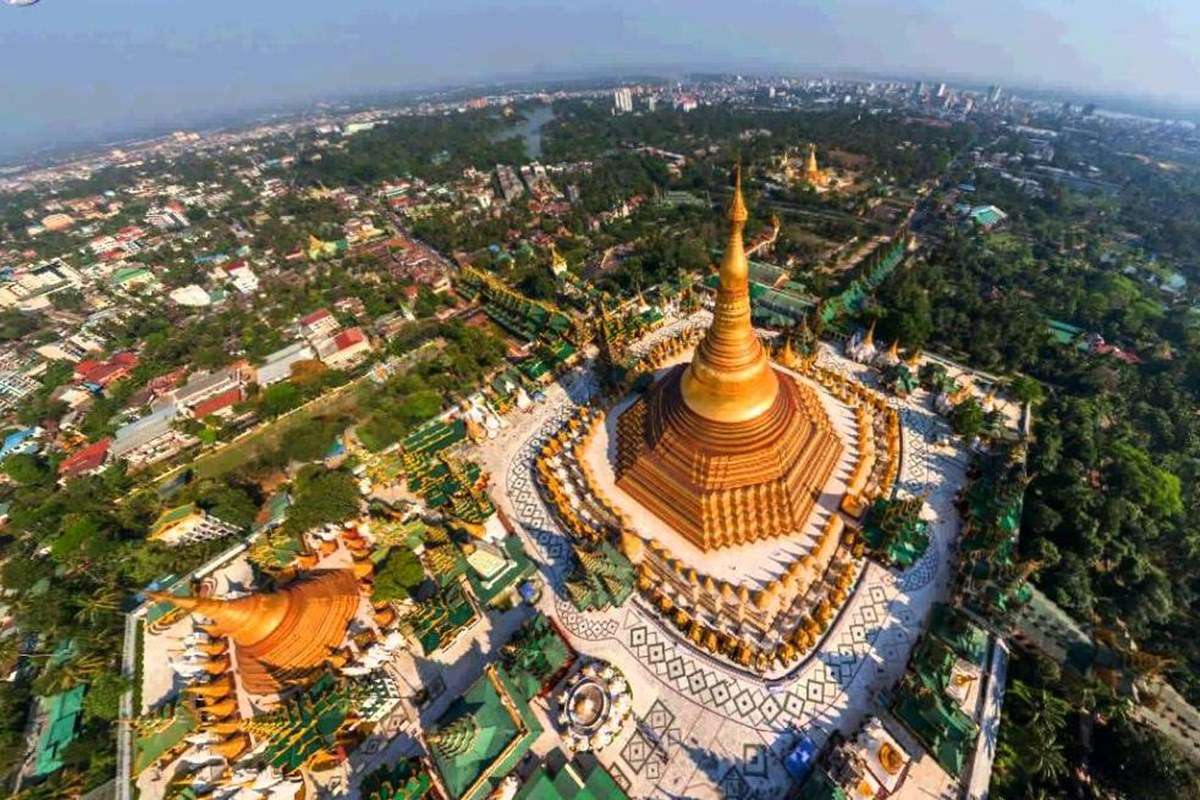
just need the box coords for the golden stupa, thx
[615,167,842,550]
[802,143,826,186]
[152,569,362,696]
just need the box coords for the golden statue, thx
[615,166,842,550]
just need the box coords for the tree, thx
[259,382,303,417]
[2,453,49,486]
[1008,375,1045,406]
[282,468,360,536]
[197,483,257,529]
[82,673,127,722]
[288,359,328,389]
[1092,718,1200,799]
[51,514,116,566]
[372,547,426,601]
[950,397,985,440]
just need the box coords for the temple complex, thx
[615,167,843,550]
[800,143,831,187]
[777,143,833,189]
[533,167,905,674]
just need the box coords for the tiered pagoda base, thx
[615,363,842,551]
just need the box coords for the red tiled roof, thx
[147,367,187,395]
[192,387,243,418]
[333,327,366,351]
[59,438,111,476]
[73,359,100,379]
[82,363,130,387]
[300,308,332,326]
[111,351,139,367]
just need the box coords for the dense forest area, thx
[293,110,527,187]
[543,101,974,187]
[876,136,1200,798]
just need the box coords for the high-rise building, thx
[988,84,1003,103]
[936,82,947,98]
[613,87,633,114]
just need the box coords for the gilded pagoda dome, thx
[151,568,363,696]
[614,166,843,550]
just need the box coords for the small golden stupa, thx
[801,143,832,188]
[615,167,842,550]
[152,569,362,695]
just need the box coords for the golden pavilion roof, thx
[153,569,362,696]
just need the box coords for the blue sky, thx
[2,0,1198,159]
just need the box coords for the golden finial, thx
[728,164,748,225]
[863,319,876,348]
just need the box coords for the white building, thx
[227,264,259,295]
[256,342,316,386]
[613,87,634,114]
[169,284,212,307]
[299,308,340,341]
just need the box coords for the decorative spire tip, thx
[728,164,748,225]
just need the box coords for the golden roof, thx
[186,675,235,700]
[212,733,251,761]
[679,165,780,424]
[152,569,362,696]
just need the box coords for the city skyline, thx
[3,0,1199,162]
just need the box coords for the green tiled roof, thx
[890,604,985,777]
[404,580,476,655]
[362,759,434,800]
[500,615,571,701]
[515,758,630,799]
[429,666,543,800]
[260,672,351,773]
[466,536,535,609]
[34,685,87,778]
[403,418,465,456]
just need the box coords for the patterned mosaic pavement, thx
[480,327,967,798]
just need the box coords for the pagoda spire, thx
[679,164,780,423]
[427,715,479,759]
[150,591,290,647]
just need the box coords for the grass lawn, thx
[190,384,362,480]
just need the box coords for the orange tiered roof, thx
[152,569,362,696]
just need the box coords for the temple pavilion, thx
[424,665,543,800]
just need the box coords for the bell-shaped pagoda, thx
[151,568,363,696]
[615,166,842,550]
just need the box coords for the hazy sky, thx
[2,0,1198,159]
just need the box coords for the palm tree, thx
[73,588,123,626]
[1023,727,1069,785]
